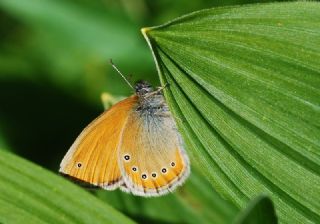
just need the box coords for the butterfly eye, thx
[161,168,167,173]
[76,162,82,168]
[141,174,147,179]
[171,162,175,167]
[132,167,138,172]
[152,173,157,178]
[124,155,130,161]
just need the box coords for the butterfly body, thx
[60,81,190,197]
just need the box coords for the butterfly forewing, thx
[59,95,138,188]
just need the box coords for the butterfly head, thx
[134,81,153,96]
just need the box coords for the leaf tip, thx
[141,27,150,34]
[141,27,152,40]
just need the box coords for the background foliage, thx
[0,0,316,223]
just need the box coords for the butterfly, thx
[59,61,190,197]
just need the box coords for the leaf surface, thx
[0,150,135,224]
[142,2,320,223]
[234,195,277,224]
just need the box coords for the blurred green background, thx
[0,0,285,223]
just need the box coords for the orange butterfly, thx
[59,61,190,197]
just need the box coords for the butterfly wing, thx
[59,95,138,189]
[118,109,190,196]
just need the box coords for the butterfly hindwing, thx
[59,95,138,189]
[118,109,190,196]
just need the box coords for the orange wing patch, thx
[123,150,185,189]
[60,95,138,189]
[118,111,190,196]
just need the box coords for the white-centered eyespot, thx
[132,166,138,172]
[161,168,167,173]
[141,174,148,179]
[151,172,157,178]
[123,154,130,161]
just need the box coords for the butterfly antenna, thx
[109,59,134,90]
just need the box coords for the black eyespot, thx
[142,174,147,179]
[161,168,167,173]
[77,163,82,168]
[171,162,175,167]
[152,173,157,178]
[124,155,130,161]
[132,167,137,172]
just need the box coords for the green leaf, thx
[142,2,320,223]
[97,167,238,224]
[234,195,277,224]
[0,149,135,224]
